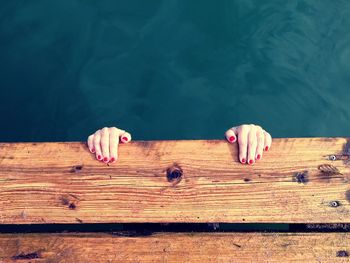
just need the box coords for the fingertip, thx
[225,129,236,143]
[121,132,132,143]
[121,136,130,143]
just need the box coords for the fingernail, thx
[91,148,95,153]
[242,158,246,163]
[229,136,236,142]
[103,157,109,163]
[249,159,254,164]
[97,155,102,160]
[265,146,269,151]
[110,157,115,163]
[122,136,128,142]
[256,154,261,160]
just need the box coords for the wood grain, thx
[1,232,350,262]
[1,138,350,224]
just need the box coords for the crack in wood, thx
[12,251,42,260]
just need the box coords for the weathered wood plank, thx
[1,138,350,224]
[1,232,350,262]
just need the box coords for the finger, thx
[237,126,249,164]
[263,131,272,151]
[120,131,132,143]
[87,135,95,153]
[255,127,265,161]
[247,125,258,165]
[109,127,120,163]
[225,128,237,143]
[93,130,103,161]
[100,127,110,163]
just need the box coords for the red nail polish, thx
[242,158,246,163]
[97,155,102,160]
[249,159,253,164]
[265,146,269,151]
[122,136,128,142]
[110,157,115,162]
[257,154,261,160]
[103,157,108,162]
[229,136,236,142]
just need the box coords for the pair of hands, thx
[86,124,272,165]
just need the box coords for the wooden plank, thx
[1,138,350,224]
[1,232,350,262]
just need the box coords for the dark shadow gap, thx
[0,223,349,233]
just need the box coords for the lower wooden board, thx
[0,232,350,262]
[1,138,350,223]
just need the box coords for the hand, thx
[87,127,132,164]
[225,124,272,165]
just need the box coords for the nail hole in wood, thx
[70,165,83,173]
[336,250,349,257]
[329,201,341,207]
[293,171,309,184]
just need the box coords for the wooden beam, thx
[1,232,349,262]
[1,138,350,224]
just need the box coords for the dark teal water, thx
[1,0,350,142]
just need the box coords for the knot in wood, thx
[166,165,183,184]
